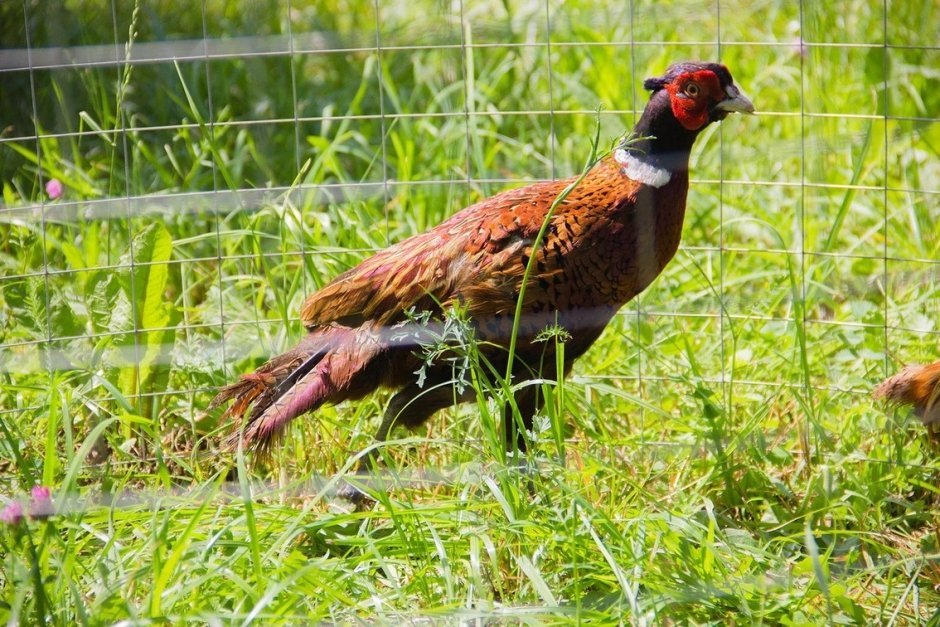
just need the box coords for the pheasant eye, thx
[684,83,701,97]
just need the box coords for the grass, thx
[1,0,939,623]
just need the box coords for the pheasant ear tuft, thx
[643,77,668,92]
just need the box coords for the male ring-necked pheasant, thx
[212,61,755,463]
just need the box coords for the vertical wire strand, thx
[543,0,557,181]
[21,2,54,366]
[716,0,729,414]
[107,0,124,271]
[372,0,391,247]
[628,0,644,445]
[115,0,144,413]
[286,0,308,300]
[282,7,303,468]
[881,0,889,370]
[881,0,892,449]
[628,1,638,128]
[458,0,473,211]
[286,1,302,176]
[797,0,811,448]
[201,2,228,387]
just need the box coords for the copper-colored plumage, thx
[212,61,755,457]
[875,361,940,430]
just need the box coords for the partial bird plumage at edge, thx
[875,361,940,437]
[211,61,755,458]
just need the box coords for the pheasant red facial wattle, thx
[211,61,755,472]
[663,69,726,130]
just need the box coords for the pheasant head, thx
[623,62,754,176]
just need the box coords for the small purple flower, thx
[29,486,54,519]
[45,178,63,199]
[1,501,24,526]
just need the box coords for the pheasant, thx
[212,61,755,467]
[875,361,940,436]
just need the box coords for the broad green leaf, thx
[117,223,175,398]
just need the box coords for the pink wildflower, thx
[45,178,63,199]
[29,486,54,519]
[0,501,24,526]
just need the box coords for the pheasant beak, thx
[714,84,755,114]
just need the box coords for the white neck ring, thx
[613,148,671,188]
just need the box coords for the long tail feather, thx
[214,326,384,452]
[232,359,340,451]
[210,333,324,417]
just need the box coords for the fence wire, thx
[0,0,937,479]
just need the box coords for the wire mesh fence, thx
[1,0,937,463]
[1,0,939,622]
